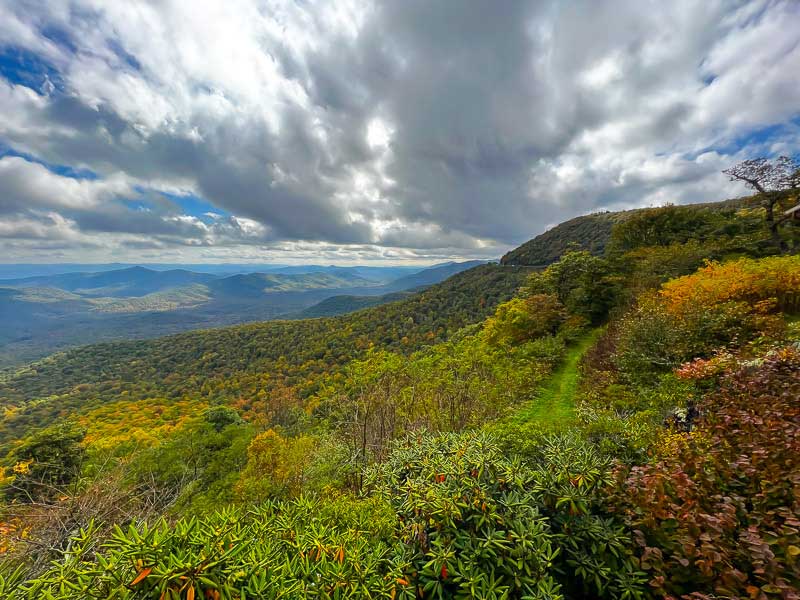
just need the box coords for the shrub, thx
[609,347,800,599]
[3,422,86,502]
[367,431,645,599]
[528,434,648,600]
[614,256,800,383]
[0,496,399,599]
[365,431,563,599]
[659,256,800,315]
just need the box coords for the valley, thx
[0,261,484,367]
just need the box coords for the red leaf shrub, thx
[610,347,800,599]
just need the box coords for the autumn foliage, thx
[659,256,800,315]
[611,348,800,599]
[2,204,800,598]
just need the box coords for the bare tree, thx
[0,450,187,576]
[723,155,799,253]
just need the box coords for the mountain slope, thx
[290,261,490,318]
[500,196,759,266]
[380,260,486,291]
[0,264,533,428]
[261,265,421,283]
[500,213,623,266]
[207,271,379,297]
[291,291,415,318]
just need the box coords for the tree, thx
[235,429,315,501]
[526,250,616,323]
[5,422,87,502]
[484,294,566,346]
[203,405,243,432]
[723,155,799,253]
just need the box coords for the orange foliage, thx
[660,256,800,315]
[0,516,28,554]
[229,381,304,428]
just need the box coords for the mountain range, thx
[0,261,485,366]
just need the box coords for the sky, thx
[0,0,798,265]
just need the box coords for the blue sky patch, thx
[0,146,98,180]
[722,116,800,156]
[107,39,142,71]
[688,115,800,160]
[41,24,78,55]
[160,191,230,221]
[0,45,64,94]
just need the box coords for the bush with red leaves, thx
[610,347,800,599]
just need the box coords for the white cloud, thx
[0,0,798,262]
[0,155,132,213]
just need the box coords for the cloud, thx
[0,0,798,263]
[0,155,132,214]
[0,211,80,240]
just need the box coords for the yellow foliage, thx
[78,397,207,451]
[12,459,33,475]
[652,428,712,460]
[660,256,800,315]
[236,429,316,501]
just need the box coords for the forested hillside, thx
[0,262,480,367]
[1,192,799,599]
[0,264,533,444]
[499,195,767,266]
[291,290,415,318]
[500,211,623,265]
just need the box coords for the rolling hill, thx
[0,262,488,367]
[499,195,760,266]
[291,290,416,318]
[378,260,487,291]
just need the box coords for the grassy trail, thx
[513,327,604,426]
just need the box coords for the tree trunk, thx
[764,194,788,254]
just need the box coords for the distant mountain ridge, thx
[0,263,424,281]
[291,291,416,319]
[0,261,486,366]
[380,260,487,291]
[3,266,218,297]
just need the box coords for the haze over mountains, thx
[0,261,484,366]
[0,263,426,281]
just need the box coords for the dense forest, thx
[0,189,799,599]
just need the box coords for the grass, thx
[512,327,604,427]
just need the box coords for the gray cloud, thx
[0,0,798,263]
